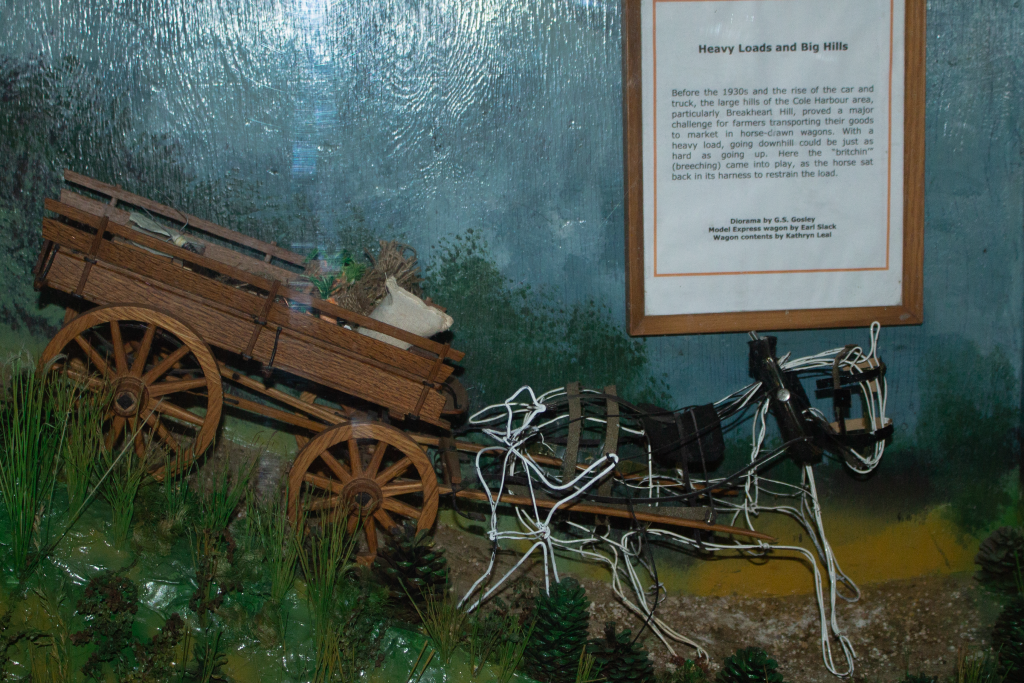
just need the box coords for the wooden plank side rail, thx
[42,199,463,362]
[40,246,451,427]
[59,189,305,285]
[43,215,455,392]
[64,170,307,267]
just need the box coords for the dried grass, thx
[311,240,423,316]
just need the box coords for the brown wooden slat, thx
[58,190,305,284]
[44,200,463,363]
[42,249,450,426]
[218,362,346,424]
[447,489,775,541]
[42,216,454,384]
[222,393,330,433]
[64,170,307,266]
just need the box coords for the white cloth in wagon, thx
[357,276,453,349]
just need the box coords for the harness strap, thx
[562,381,582,485]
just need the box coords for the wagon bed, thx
[35,170,462,432]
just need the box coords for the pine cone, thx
[715,647,785,683]
[372,523,449,603]
[977,527,1024,586]
[994,597,1024,682]
[587,621,655,683]
[526,577,591,683]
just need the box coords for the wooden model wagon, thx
[33,170,474,562]
[32,171,770,565]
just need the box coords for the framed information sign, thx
[623,0,925,335]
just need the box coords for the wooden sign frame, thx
[623,0,925,336]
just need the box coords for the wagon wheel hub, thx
[112,376,148,417]
[342,478,383,518]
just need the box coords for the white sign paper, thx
[642,0,905,316]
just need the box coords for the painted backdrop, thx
[0,0,1021,594]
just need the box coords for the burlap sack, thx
[357,277,453,349]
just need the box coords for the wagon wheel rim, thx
[39,305,223,480]
[288,422,439,566]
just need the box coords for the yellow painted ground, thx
[674,505,978,597]
[441,504,981,598]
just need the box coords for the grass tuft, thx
[63,387,107,515]
[0,356,75,573]
[297,517,360,683]
[496,613,535,683]
[95,429,151,551]
[247,489,300,606]
[953,647,1005,683]
[407,591,467,667]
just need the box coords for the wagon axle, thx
[112,376,148,417]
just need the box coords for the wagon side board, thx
[40,216,455,381]
[42,247,450,427]
[42,200,463,362]
[59,189,305,285]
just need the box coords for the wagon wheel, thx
[288,422,439,566]
[40,304,222,480]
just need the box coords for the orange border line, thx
[651,0,896,278]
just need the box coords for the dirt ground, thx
[434,522,1001,683]
[209,439,1001,682]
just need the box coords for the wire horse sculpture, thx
[459,323,890,678]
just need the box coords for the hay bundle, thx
[308,241,422,317]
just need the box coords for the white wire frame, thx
[458,325,888,679]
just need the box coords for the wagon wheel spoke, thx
[109,321,129,375]
[142,345,191,385]
[382,497,421,521]
[307,495,344,511]
[381,481,424,497]
[151,400,206,427]
[303,472,345,495]
[148,378,208,397]
[364,518,378,556]
[319,450,353,485]
[105,416,127,452]
[130,324,157,378]
[364,441,388,480]
[347,438,362,477]
[62,366,106,392]
[72,336,112,379]
[144,411,183,459]
[128,416,147,459]
[375,457,411,486]
[373,508,400,534]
